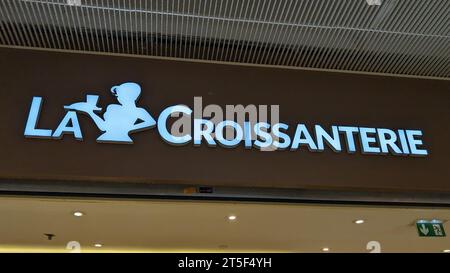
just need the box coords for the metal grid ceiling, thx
[0,0,449,78]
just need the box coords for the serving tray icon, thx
[64,95,102,112]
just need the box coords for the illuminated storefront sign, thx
[24,82,428,156]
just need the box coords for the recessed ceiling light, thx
[366,0,382,6]
[228,215,237,221]
[73,211,84,217]
[443,249,450,253]
[354,219,365,224]
[66,0,82,6]
[322,247,330,252]
[94,243,103,248]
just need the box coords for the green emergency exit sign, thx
[416,221,446,237]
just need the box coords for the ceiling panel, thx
[0,196,449,252]
[0,0,449,78]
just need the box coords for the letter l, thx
[24,96,53,138]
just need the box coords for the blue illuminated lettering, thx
[23,83,430,158]
[291,124,317,151]
[52,111,82,140]
[359,127,381,154]
[406,130,428,156]
[158,105,192,145]
[24,97,53,138]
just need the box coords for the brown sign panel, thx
[0,47,449,194]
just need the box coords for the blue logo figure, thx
[64,82,156,143]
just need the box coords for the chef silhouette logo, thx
[64,82,156,143]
